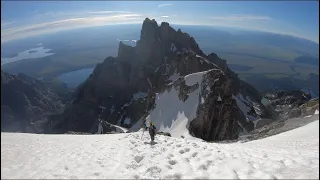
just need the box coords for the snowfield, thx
[1,116,319,179]
[131,71,209,139]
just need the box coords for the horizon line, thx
[1,22,318,45]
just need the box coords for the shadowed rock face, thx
[54,18,271,141]
[1,70,67,133]
[263,90,314,119]
[189,70,247,141]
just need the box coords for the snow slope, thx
[1,115,319,179]
[143,71,209,139]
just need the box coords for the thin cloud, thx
[31,10,131,20]
[1,21,14,26]
[161,16,170,18]
[157,4,172,8]
[87,11,131,14]
[1,14,143,43]
[209,14,272,21]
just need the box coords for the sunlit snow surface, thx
[1,115,318,179]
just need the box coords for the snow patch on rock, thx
[133,92,148,101]
[168,71,180,81]
[171,43,177,52]
[123,118,131,125]
[234,94,259,121]
[184,70,210,86]
[143,71,209,139]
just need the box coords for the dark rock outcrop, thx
[189,70,244,141]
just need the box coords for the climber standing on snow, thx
[148,121,157,143]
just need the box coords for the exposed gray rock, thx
[254,119,274,129]
[263,90,312,120]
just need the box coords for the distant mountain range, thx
[1,23,318,97]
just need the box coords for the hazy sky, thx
[1,1,319,43]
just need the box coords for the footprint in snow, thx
[191,152,198,158]
[184,148,190,152]
[167,142,174,146]
[192,143,200,148]
[126,163,140,170]
[179,149,185,154]
[97,160,102,165]
[168,159,177,165]
[93,172,100,176]
[198,164,208,170]
[263,154,268,158]
[146,166,162,177]
[134,155,144,163]
[206,160,213,166]
[164,173,182,179]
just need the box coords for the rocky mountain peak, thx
[160,21,170,28]
[135,18,206,65]
[117,41,137,65]
[54,19,274,141]
[139,18,159,40]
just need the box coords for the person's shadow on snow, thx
[144,141,158,145]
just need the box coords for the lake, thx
[57,68,94,88]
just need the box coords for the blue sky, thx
[1,1,319,43]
